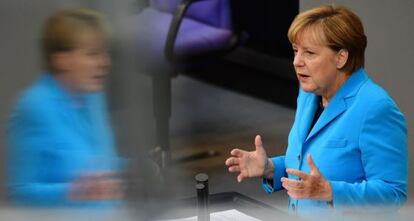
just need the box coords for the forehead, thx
[74,30,108,48]
[293,25,327,47]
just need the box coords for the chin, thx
[299,84,316,93]
[81,85,104,92]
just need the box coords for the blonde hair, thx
[42,8,110,73]
[288,5,367,74]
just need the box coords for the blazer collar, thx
[40,72,83,106]
[300,68,369,143]
[39,73,92,135]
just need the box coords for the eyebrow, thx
[292,44,318,51]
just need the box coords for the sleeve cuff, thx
[262,156,286,193]
[330,180,347,208]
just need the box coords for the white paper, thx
[159,209,262,221]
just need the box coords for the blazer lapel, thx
[305,97,346,142]
[298,94,318,143]
[304,68,369,143]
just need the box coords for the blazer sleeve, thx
[330,99,407,208]
[262,156,287,193]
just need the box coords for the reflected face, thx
[292,30,347,99]
[56,31,110,92]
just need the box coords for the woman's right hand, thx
[69,172,124,201]
[225,135,273,182]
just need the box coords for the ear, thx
[336,49,349,69]
[51,52,71,73]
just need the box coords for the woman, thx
[225,5,407,215]
[7,8,123,207]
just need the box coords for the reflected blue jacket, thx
[263,68,407,214]
[7,73,120,207]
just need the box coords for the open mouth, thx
[92,75,106,81]
[297,73,310,80]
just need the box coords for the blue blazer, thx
[263,68,407,214]
[7,73,121,207]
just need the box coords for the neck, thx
[54,72,81,94]
[321,72,350,107]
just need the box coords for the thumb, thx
[255,135,264,151]
[237,173,245,183]
[307,154,320,174]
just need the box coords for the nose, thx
[293,52,304,67]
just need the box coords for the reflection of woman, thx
[225,5,407,214]
[7,8,123,207]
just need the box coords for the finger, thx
[228,165,240,173]
[281,178,304,192]
[306,154,320,174]
[282,179,298,191]
[287,190,305,199]
[230,148,244,157]
[225,157,240,166]
[91,171,118,179]
[237,173,245,183]
[286,168,309,180]
[281,177,304,189]
[255,135,264,151]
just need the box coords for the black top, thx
[307,96,324,137]
[265,97,324,186]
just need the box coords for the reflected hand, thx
[69,172,124,201]
[225,135,272,182]
[282,154,332,201]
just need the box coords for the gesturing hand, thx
[281,154,332,201]
[225,135,272,183]
[70,172,124,201]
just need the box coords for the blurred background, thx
[0,0,413,220]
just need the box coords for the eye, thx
[86,51,99,56]
[304,50,315,55]
[292,48,298,54]
[85,49,108,57]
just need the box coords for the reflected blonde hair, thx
[288,5,367,74]
[42,8,110,73]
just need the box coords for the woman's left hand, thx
[281,154,332,201]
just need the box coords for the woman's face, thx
[56,31,110,92]
[292,29,348,100]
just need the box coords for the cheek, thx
[309,61,336,84]
[79,59,95,69]
[71,72,88,85]
[74,54,94,67]
[306,64,324,85]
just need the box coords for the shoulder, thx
[13,75,63,118]
[356,78,402,113]
[359,79,393,102]
[354,79,406,128]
